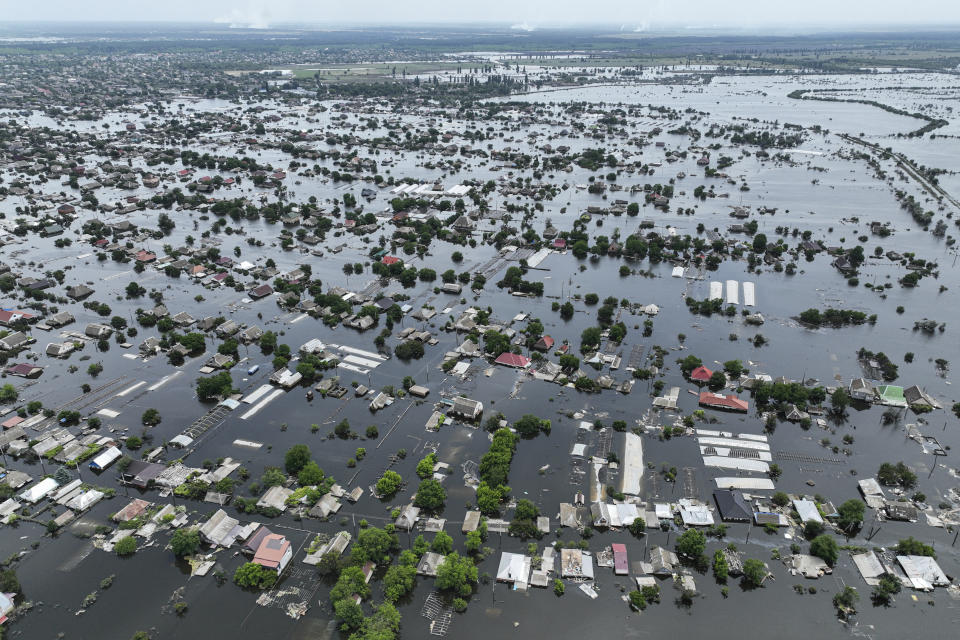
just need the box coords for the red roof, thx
[535,335,555,350]
[0,309,34,324]
[690,365,713,382]
[698,392,748,412]
[612,543,628,574]
[2,415,25,430]
[494,352,531,368]
[381,256,401,265]
[552,238,567,249]
[253,534,291,571]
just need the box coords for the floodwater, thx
[3,70,960,639]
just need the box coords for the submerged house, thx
[848,377,875,402]
[253,534,293,574]
[698,391,748,412]
[450,397,483,420]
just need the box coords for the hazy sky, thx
[4,0,957,29]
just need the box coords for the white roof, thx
[897,555,950,590]
[52,479,83,501]
[19,477,58,503]
[170,434,194,448]
[702,456,770,473]
[793,499,823,524]
[90,445,122,470]
[66,489,105,512]
[620,433,644,495]
[612,503,640,528]
[496,552,531,583]
[679,500,715,526]
[715,477,775,490]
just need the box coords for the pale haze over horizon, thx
[4,0,958,30]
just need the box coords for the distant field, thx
[289,61,462,80]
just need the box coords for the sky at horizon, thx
[3,1,958,30]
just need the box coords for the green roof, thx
[877,385,906,405]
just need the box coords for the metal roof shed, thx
[793,498,823,524]
[19,477,58,503]
[89,445,122,471]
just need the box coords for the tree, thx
[803,520,825,540]
[284,444,311,475]
[871,573,901,606]
[895,537,936,557]
[414,478,447,511]
[554,579,565,596]
[242,468,276,494]
[431,531,454,555]
[833,586,859,617]
[476,482,505,515]
[435,552,477,597]
[298,461,324,486]
[178,332,206,354]
[513,414,550,438]
[830,388,850,413]
[170,528,201,557]
[877,461,917,489]
[675,529,706,560]
[713,550,728,581]
[196,372,233,400]
[771,491,789,507]
[465,530,483,554]
[383,563,417,602]
[394,340,424,360]
[628,517,646,537]
[707,370,727,391]
[416,453,437,479]
[837,499,865,534]
[331,565,371,602]
[376,471,402,497]
[741,558,767,587]
[752,233,768,253]
[334,598,364,631]
[482,330,510,357]
[115,536,138,556]
[0,569,19,594]
[580,327,601,352]
[317,551,343,577]
[558,354,579,371]
[234,562,276,589]
[352,602,401,639]
[810,534,839,566]
[514,499,539,521]
[0,385,17,403]
[141,408,161,426]
[678,354,703,375]
[352,527,396,565]
[723,359,745,377]
[259,331,277,353]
